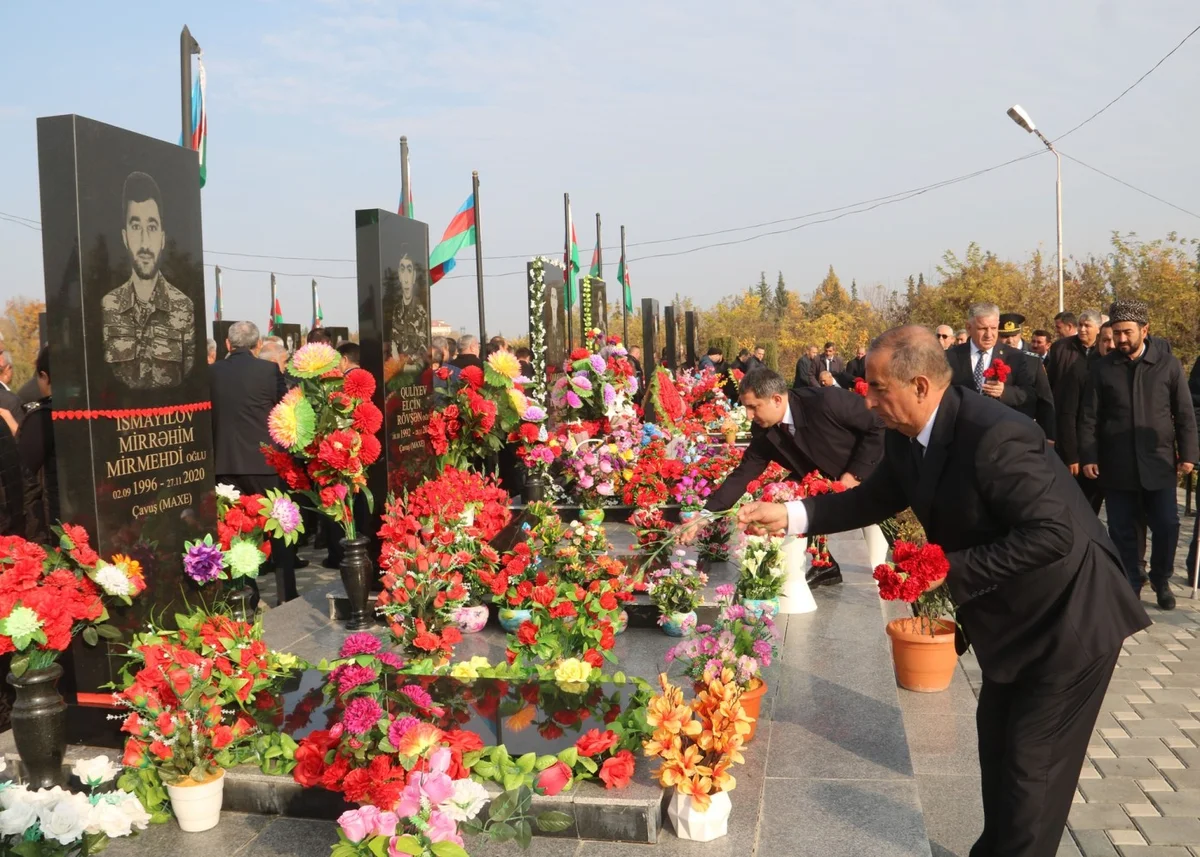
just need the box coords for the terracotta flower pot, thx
[739,678,768,742]
[885,618,958,693]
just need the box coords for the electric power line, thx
[1058,150,1200,221]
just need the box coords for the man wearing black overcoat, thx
[739,325,1150,857]
[944,303,1039,425]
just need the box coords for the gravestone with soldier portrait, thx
[529,260,567,370]
[323,326,351,348]
[36,115,216,704]
[272,323,302,354]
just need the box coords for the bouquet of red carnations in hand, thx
[872,540,955,633]
[261,342,383,539]
[983,359,1011,384]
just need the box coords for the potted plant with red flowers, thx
[261,342,383,630]
[875,539,958,692]
[1,526,144,789]
[375,535,469,665]
[505,578,627,673]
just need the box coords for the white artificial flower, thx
[113,792,151,832]
[215,484,241,504]
[0,757,6,775]
[93,564,133,598]
[0,792,37,837]
[440,778,489,822]
[37,792,91,845]
[85,792,149,838]
[72,755,120,787]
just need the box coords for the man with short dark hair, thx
[1054,311,1078,340]
[793,345,819,388]
[337,341,361,372]
[682,367,887,587]
[514,346,534,380]
[817,342,844,378]
[1030,330,1052,360]
[1080,300,1197,608]
[745,345,767,373]
[307,328,332,345]
[739,325,1150,857]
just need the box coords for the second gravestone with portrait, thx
[356,209,432,502]
[36,115,216,709]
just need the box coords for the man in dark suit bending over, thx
[679,368,890,585]
[739,326,1149,857]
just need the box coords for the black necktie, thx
[911,437,925,470]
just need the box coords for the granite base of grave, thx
[0,529,937,854]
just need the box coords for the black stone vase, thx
[227,584,255,624]
[7,663,67,789]
[521,473,545,505]
[340,536,374,631]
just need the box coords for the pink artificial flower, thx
[425,810,465,846]
[338,809,370,843]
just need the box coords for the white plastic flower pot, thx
[668,790,731,841]
[777,536,817,614]
[166,769,225,832]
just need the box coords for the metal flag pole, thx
[180,26,200,146]
[564,193,573,351]
[620,225,629,346]
[472,171,487,345]
[399,136,411,217]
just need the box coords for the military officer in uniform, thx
[389,252,429,360]
[102,171,195,390]
[998,311,1057,443]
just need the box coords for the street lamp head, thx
[1007,104,1037,133]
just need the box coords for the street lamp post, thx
[1007,105,1064,314]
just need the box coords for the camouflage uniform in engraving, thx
[391,298,429,361]
[101,274,195,389]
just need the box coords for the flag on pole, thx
[312,279,323,329]
[429,194,476,284]
[213,266,223,321]
[269,274,283,335]
[617,254,632,312]
[190,55,208,188]
[589,231,602,279]
[397,182,413,218]
[565,209,580,307]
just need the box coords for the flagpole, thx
[399,136,411,217]
[270,272,277,337]
[179,26,200,146]
[621,225,628,345]
[595,212,603,275]
[311,279,318,330]
[564,193,573,351]
[214,265,223,322]
[472,171,487,345]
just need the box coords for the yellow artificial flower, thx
[507,388,529,416]
[487,350,522,380]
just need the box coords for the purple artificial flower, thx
[343,697,384,735]
[629,376,640,395]
[523,405,547,422]
[399,684,435,710]
[388,715,420,747]
[753,639,772,659]
[336,664,378,696]
[184,541,224,584]
[566,391,583,409]
[270,494,303,534]
[376,651,405,670]
[589,354,606,374]
[339,633,382,658]
[572,375,593,392]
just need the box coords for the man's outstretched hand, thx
[675,517,704,546]
[736,501,790,536]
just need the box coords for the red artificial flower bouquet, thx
[983,359,1011,384]
[375,533,469,660]
[872,540,956,633]
[261,342,383,539]
[853,377,869,397]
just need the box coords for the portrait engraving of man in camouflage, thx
[389,251,428,360]
[102,171,195,390]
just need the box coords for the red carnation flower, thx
[460,366,484,390]
[343,368,376,400]
[570,347,590,361]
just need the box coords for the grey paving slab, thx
[1079,778,1153,804]
[1135,817,1200,846]
[1070,803,1139,831]
[1070,829,1120,857]
[240,818,340,857]
[1150,792,1200,818]
[104,812,272,857]
[915,774,982,857]
[903,714,981,776]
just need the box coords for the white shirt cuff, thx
[785,500,808,537]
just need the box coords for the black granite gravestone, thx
[641,298,660,374]
[36,115,217,702]
[323,326,351,348]
[663,304,679,372]
[592,280,609,336]
[685,311,698,369]
[356,209,432,501]
[273,323,302,353]
[212,320,234,360]
[529,261,567,370]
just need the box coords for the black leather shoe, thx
[1156,584,1176,611]
[806,561,843,587]
[294,557,311,570]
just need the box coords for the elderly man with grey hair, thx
[1047,309,1101,394]
[210,320,297,606]
[0,352,23,430]
[944,303,1037,419]
[206,338,218,364]
[451,333,483,371]
[934,325,955,350]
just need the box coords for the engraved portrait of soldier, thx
[101,171,195,390]
[389,251,429,360]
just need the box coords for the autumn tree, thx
[773,272,790,315]
[0,298,45,388]
[810,265,851,317]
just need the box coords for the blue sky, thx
[1,1,1198,338]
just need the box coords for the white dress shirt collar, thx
[915,406,940,450]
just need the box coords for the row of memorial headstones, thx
[211,323,353,361]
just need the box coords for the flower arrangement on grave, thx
[644,365,685,428]
[630,507,671,558]
[261,343,382,539]
[561,432,637,509]
[551,334,640,429]
[692,443,743,487]
[873,540,955,633]
[671,468,712,514]
[735,535,786,601]
[643,671,750,810]
[727,403,751,434]
[622,438,684,507]
[507,405,560,479]
[677,368,731,430]
[0,756,151,853]
[665,586,780,691]
[182,484,304,588]
[374,534,469,661]
[476,542,540,607]
[0,527,142,677]
[754,471,846,569]
[697,516,733,563]
[545,519,609,583]
[525,257,554,408]
[503,579,626,672]
[646,551,708,624]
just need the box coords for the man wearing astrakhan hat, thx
[997,312,1057,442]
[1079,298,1197,609]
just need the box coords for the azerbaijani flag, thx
[589,231,602,279]
[190,57,207,188]
[213,266,223,321]
[312,279,324,329]
[429,194,475,285]
[617,254,632,312]
[269,273,282,334]
[566,212,580,308]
